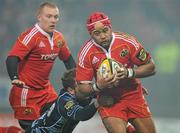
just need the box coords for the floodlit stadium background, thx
[0,0,179,132]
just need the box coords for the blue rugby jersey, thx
[30,89,96,133]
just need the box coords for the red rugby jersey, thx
[8,24,71,89]
[76,32,151,99]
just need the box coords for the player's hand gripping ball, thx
[99,58,123,78]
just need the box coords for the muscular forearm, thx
[134,59,156,78]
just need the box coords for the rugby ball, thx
[99,58,122,78]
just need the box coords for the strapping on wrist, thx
[127,68,135,78]
[92,83,101,92]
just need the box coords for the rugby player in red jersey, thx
[76,12,156,133]
[6,2,76,131]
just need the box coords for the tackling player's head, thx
[61,69,77,92]
[86,12,113,49]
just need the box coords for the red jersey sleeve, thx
[128,37,151,66]
[8,29,36,60]
[76,45,94,82]
[76,65,94,82]
[57,34,71,61]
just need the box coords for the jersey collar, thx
[35,23,53,38]
[92,32,115,58]
[35,23,55,50]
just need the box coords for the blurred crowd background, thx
[0,0,179,132]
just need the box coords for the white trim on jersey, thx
[92,33,115,58]
[35,23,54,50]
[22,27,38,46]
[35,23,50,37]
[79,41,93,67]
[21,88,28,107]
[79,33,117,68]
[78,81,93,84]
[115,33,139,50]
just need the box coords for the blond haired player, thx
[6,2,76,131]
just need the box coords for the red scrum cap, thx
[86,12,112,33]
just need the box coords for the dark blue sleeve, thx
[73,103,97,121]
[63,55,76,69]
[6,56,20,80]
[58,93,97,121]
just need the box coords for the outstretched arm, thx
[59,96,98,121]
[73,101,98,121]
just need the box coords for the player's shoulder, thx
[54,30,65,40]
[58,91,77,112]
[114,31,137,41]
[18,25,39,45]
[79,39,95,54]
[114,31,141,49]
[20,25,38,37]
[59,91,75,102]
